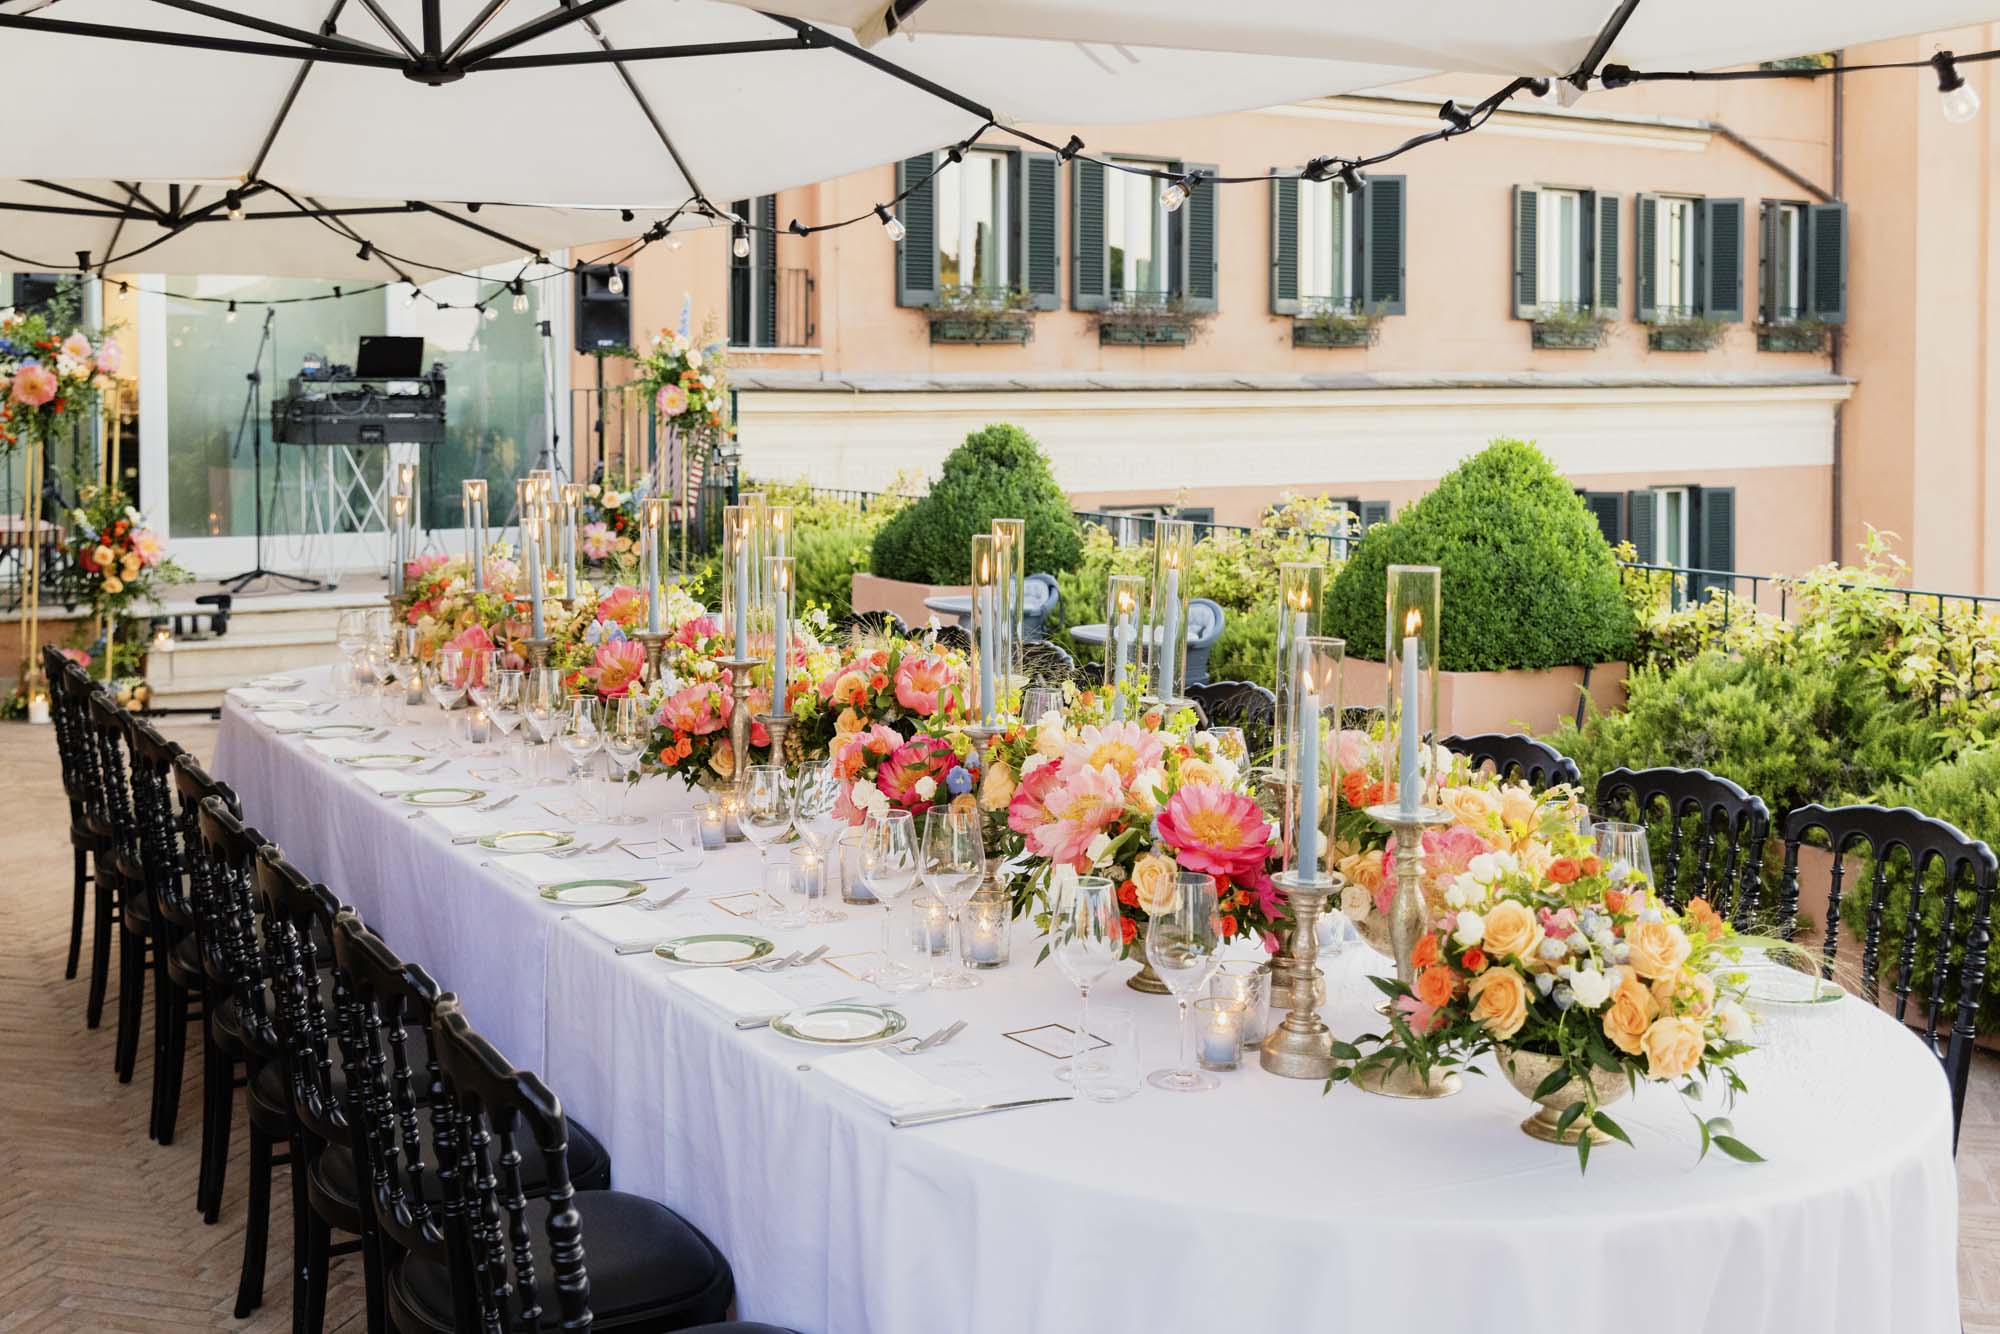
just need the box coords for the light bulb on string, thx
[226,301,238,323]
[225,192,244,221]
[607,270,625,295]
[403,288,417,308]
[874,204,906,243]
[1160,178,1189,212]
[732,234,751,258]
[667,235,683,251]
[511,281,529,314]
[481,304,497,322]
[1934,52,1982,123]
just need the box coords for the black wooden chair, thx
[930,623,972,654]
[1594,766,1772,924]
[1186,680,1277,757]
[84,688,155,1087]
[1780,803,1996,1147]
[43,644,102,986]
[55,660,124,1028]
[125,715,206,1144]
[1020,638,1075,686]
[386,995,737,1332]
[835,609,906,640]
[174,753,245,1222]
[1443,732,1582,791]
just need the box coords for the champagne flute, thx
[740,764,797,923]
[859,809,922,992]
[487,668,524,766]
[793,759,847,922]
[1051,873,1122,1084]
[429,648,468,752]
[521,668,565,785]
[920,806,984,990]
[1146,873,1223,1093]
[601,694,651,826]
[558,696,603,818]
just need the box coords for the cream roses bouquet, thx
[1342,839,1764,1171]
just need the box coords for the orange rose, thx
[1686,897,1725,937]
[1410,933,1441,971]
[1415,963,1457,1009]
[1602,969,1658,1054]
[1580,855,1603,877]
[1547,857,1581,884]
[1640,1015,1705,1080]
[1466,966,1529,1040]
[1626,920,1692,981]
[1603,887,1628,914]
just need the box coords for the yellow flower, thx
[102,575,124,594]
[92,543,114,567]
[1467,966,1529,1040]
[1478,899,1541,962]
[1130,853,1179,915]
[1626,920,1692,981]
[1602,968,1658,1055]
[1178,757,1219,787]
[1640,1015,1706,1080]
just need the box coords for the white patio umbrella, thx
[0,0,1429,210]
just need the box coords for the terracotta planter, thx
[848,574,970,632]
[1341,658,1628,738]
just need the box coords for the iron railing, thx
[1617,561,1997,627]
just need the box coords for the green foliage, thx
[709,477,914,618]
[869,424,1082,585]
[1325,440,1635,671]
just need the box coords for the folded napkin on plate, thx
[306,738,373,759]
[427,807,528,841]
[813,1049,966,1115]
[257,710,316,731]
[351,768,419,796]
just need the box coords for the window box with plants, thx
[1291,298,1384,348]
[926,286,1038,346]
[1530,303,1614,350]
[1094,293,1212,347]
[1644,308,1730,352]
[1755,314,1831,354]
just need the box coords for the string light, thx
[403,288,418,307]
[1933,51,1982,124]
[511,279,529,314]
[607,270,625,294]
[225,191,243,221]
[1438,99,1476,132]
[481,303,497,322]
[732,233,751,258]
[356,241,373,262]
[225,300,237,322]
[1160,170,1202,213]
[1337,163,1367,195]
[874,204,906,243]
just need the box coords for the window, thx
[1635,193,1747,324]
[1536,189,1584,309]
[1619,485,1737,601]
[1759,199,1846,326]
[1653,487,1691,566]
[1510,186,1615,321]
[1656,196,1699,317]
[934,149,1011,292]
[1768,203,1804,322]
[728,195,775,348]
[1297,179,1354,310]
[1105,160,1168,300]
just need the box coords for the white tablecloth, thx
[215,669,1963,1334]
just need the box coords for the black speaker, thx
[11,272,65,316]
[574,263,632,353]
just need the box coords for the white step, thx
[147,584,395,709]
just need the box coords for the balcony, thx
[1645,304,1728,352]
[1755,307,1832,353]
[1529,301,1613,350]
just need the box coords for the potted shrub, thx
[1645,313,1730,352]
[1530,305,1614,350]
[1093,295,1212,347]
[1755,316,1831,354]
[1323,439,1636,734]
[927,287,1037,346]
[1292,301,1384,349]
[862,424,1083,623]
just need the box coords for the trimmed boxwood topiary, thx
[1324,439,1635,671]
[870,423,1083,584]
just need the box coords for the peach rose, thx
[1640,1015,1706,1081]
[1478,899,1541,962]
[1496,783,1541,830]
[1652,969,1716,1017]
[1441,786,1498,830]
[834,706,864,735]
[1466,966,1529,1040]
[1626,920,1692,981]
[830,672,869,706]
[1130,853,1179,916]
[1179,757,1219,787]
[1602,969,1658,1055]
[979,757,1016,809]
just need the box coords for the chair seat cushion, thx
[312,1114,611,1213]
[391,1191,731,1332]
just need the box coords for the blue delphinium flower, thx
[945,765,972,796]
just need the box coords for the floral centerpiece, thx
[1,307,119,457]
[575,475,650,577]
[64,481,187,627]
[1341,838,1764,1170]
[792,639,972,757]
[633,322,731,445]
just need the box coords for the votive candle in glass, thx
[698,798,729,850]
[838,827,876,904]
[468,708,492,745]
[1195,997,1245,1071]
[461,479,489,590]
[969,533,999,724]
[912,896,951,956]
[964,895,1011,968]
[1104,572,1145,719]
[1384,565,1443,819]
[1147,518,1195,703]
[1284,635,1343,886]
[1211,960,1271,1049]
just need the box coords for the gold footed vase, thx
[1125,920,1170,995]
[1499,1048,1628,1144]
[1260,874,1340,1079]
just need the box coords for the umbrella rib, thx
[453,0,628,68]
[408,201,550,258]
[548,0,713,205]
[353,0,422,62]
[23,180,148,215]
[1566,0,1642,92]
[115,181,170,220]
[755,11,995,124]
[139,0,399,60]
[472,37,800,69]
[0,8,403,66]
[248,1,350,195]
[442,0,513,65]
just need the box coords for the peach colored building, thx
[577,27,2000,595]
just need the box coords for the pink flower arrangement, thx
[61,332,91,361]
[94,340,121,375]
[1005,760,1062,836]
[132,528,165,566]
[674,613,720,648]
[1026,763,1126,867]
[586,639,646,697]
[658,681,725,735]
[892,652,955,716]
[1063,721,1165,784]
[596,585,645,628]
[442,623,495,687]
[1156,782,1274,881]
[1380,823,1492,915]
[10,363,57,407]
[582,521,616,560]
[877,735,956,814]
[656,383,688,417]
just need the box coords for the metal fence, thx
[1617,561,1998,628]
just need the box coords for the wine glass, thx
[859,809,923,992]
[428,648,468,750]
[601,694,651,826]
[1594,821,1654,894]
[1146,873,1223,1093]
[1050,872,1121,1084]
[740,764,797,923]
[487,667,524,765]
[466,647,500,733]
[558,696,604,817]
[793,759,848,922]
[1020,685,1064,725]
[919,806,984,990]
[1208,725,1249,770]
[521,668,566,785]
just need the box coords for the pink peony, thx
[893,652,954,717]
[674,613,720,648]
[656,383,688,417]
[587,639,646,697]
[1332,728,1375,778]
[407,552,449,582]
[582,521,616,560]
[1027,762,1126,867]
[443,624,495,687]
[878,735,955,814]
[132,528,165,566]
[596,585,644,627]
[1063,721,1165,784]
[1382,824,1491,914]
[10,363,57,407]
[1156,782,1273,880]
[1006,760,1062,837]
[94,339,121,375]
[61,332,91,361]
[658,682,724,735]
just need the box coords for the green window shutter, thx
[1579,490,1624,545]
[1181,160,1220,313]
[1703,196,1745,322]
[1625,489,1656,563]
[894,153,938,308]
[1757,201,1780,323]
[1806,201,1848,324]
[1359,175,1406,316]
[1358,499,1392,528]
[1595,193,1620,311]
[1634,193,1659,322]
[1270,174,1300,315]
[1018,150,1061,311]
[1070,157,1109,311]
[757,194,778,343]
[1697,486,1735,571]
[1511,184,1539,319]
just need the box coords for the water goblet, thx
[859,809,923,992]
[521,668,566,786]
[487,668,524,764]
[740,764,798,923]
[1207,725,1249,770]
[1594,821,1655,893]
[601,694,651,825]
[1050,872,1121,1083]
[793,759,848,922]
[428,648,468,750]
[1020,685,1064,725]
[919,806,984,990]
[1145,873,1223,1093]
[557,696,604,817]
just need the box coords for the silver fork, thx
[740,949,803,973]
[632,886,692,912]
[890,1020,967,1055]
[476,793,519,813]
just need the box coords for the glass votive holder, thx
[1211,960,1271,1049]
[911,895,951,955]
[961,895,1011,969]
[838,828,876,904]
[697,798,729,851]
[1195,997,1246,1071]
[467,708,492,745]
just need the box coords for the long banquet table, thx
[216,669,1964,1334]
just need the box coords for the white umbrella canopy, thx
[742,0,2000,76]
[0,0,1428,209]
[0,179,684,280]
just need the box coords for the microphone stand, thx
[221,307,325,593]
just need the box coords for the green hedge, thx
[870,424,1082,584]
[1325,439,1634,671]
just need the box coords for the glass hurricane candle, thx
[390,492,410,596]
[969,534,1000,724]
[1274,561,1324,769]
[1283,635,1343,885]
[560,481,586,599]
[1384,564,1443,819]
[1103,572,1146,718]
[991,517,1026,695]
[721,503,755,662]
[641,497,669,635]
[461,478,489,590]
[1146,518,1196,704]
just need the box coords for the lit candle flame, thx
[1404,607,1422,638]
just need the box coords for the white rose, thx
[1085,831,1113,866]
[1716,999,1754,1043]
[699,373,715,390]
[1128,768,1167,813]
[913,775,937,801]
[1467,853,1504,884]
[686,347,703,369]
[1452,910,1486,948]
[851,779,877,809]
[1020,753,1050,779]
[1567,967,1611,1011]
[1033,720,1066,758]
[1339,882,1373,923]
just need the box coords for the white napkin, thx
[668,968,795,1017]
[352,768,419,796]
[568,905,679,954]
[428,807,532,841]
[228,686,280,705]
[814,1049,966,1115]
[306,738,373,759]
[492,853,580,892]
[257,710,317,732]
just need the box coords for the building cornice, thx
[732,369,1853,396]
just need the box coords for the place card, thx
[705,890,764,918]
[822,950,885,982]
[1003,1023,1110,1061]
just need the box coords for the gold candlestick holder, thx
[1355,802,1461,1099]
[634,630,665,682]
[758,711,793,769]
[1260,870,1342,1079]
[720,654,761,804]
[962,723,1009,909]
[524,636,552,671]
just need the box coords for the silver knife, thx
[890,1096,1074,1128]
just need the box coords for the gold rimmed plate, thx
[538,878,648,907]
[246,674,303,690]
[477,829,575,854]
[335,752,424,770]
[771,1004,908,1046]
[399,787,487,808]
[299,722,374,740]
[654,934,776,967]
[247,697,314,712]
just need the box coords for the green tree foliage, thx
[870,424,1082,584]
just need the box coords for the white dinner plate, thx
[246,675,303,690]
[538,878,647,907]
[771,1004,908,1046]
[654,934,775,967]
[248,697,314,712]
[399,787,487,808]
[477,829,575,854]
